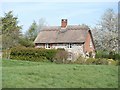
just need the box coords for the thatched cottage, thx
[34,19,95,60]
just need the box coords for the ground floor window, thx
[45,43,51,48]
[68,43,72,48]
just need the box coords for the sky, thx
[1,1,118,34]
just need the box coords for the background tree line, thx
[1,11,46,49]
[19,18,46,47]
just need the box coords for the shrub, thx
[95,50,120,61]
[85,58,96,65]
[73,55,86,64]
[118,60,120,65]
[85,58,119,65]
[113,53,120,60]
[19,38,34,47]
[107,59,118,65]
[109,51,115,59]
[2,49,11,59]
[89,51,93,58]
[53,50,68,64]
[57,48,65,51]
[95,58,108,65]
[85,58,108,65]
[10,47,57,62]
[95,50,109,59]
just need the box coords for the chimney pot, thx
[61,19,67,28]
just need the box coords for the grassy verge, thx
[2,59,118,88]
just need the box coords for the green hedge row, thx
[95,50,120,60]
[10,47,57,62]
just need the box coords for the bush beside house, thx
[95,50,120,60]
[10,47,57,62]
[9,46,68,62]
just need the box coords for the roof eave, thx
[34,42,85,44]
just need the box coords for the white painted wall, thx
[35,44,44,48]
[36,43,85,55]
[52,43,85,57]
[36,43,86,60]
[52,44,67,49]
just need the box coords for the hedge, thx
[95,50,120,60]
[10,47,57,62]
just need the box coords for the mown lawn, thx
[2,59,118,88]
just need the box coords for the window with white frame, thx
[45,44,51,48]
[68,43,72,48]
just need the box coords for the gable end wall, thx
[83,30,95,53]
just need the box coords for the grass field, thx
[2,59,118,88]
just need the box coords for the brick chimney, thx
[61,19,67,28]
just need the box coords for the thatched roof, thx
[34,25,90,44]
